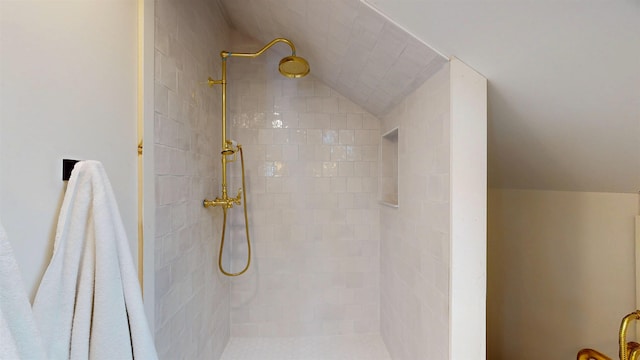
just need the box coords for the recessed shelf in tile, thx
[379,127,398,207]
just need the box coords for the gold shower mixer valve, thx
[203,188,242,209]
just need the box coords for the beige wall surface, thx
[0,0,138,300]
[488,189,639,359]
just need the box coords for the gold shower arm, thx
[220,37,297,58]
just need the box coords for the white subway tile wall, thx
[153,2,450,357]
[154,0,231,358]
[380,64,451,359]
[224,32,381,338]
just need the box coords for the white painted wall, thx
[488,189,639,359]
[0,0,138,299]
[449,57,487,360]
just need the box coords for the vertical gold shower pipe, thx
[221,56,226,150]
[203,51,249,276]
[220,57,228,201]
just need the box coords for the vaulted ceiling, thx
[220,0,640,194]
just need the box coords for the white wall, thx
[380,63,451,360]
[449,57,487,360]
[0,0,138,300]
[488,189,639,359]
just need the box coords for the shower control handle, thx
[202,188,242,209]
[234,188,242,205]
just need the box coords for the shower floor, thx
[219,334,391,360]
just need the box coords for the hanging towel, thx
[32,160,157,360]
[0,222,47,359]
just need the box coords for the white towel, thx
[0,222,46,359]
[32,160,157,360]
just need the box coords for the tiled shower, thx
[153,0,452,359]
[225,32,382,338]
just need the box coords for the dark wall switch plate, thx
[62,159,80,181]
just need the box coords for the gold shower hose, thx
[218,145,251,276]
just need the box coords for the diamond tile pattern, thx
[219,0,447,117]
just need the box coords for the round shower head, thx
[279,56,310,78]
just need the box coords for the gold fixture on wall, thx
[577,311,640,360]
[203,38,309,276]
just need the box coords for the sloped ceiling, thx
[359,0,640,194]
[220,0,640,193]
[219,0,447,116]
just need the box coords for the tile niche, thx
[379,127,398,207]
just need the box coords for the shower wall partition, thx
[153,0,230,358]
[380,64,451,359]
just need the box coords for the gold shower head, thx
[279,55,310,78]
[220,38,310,78]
